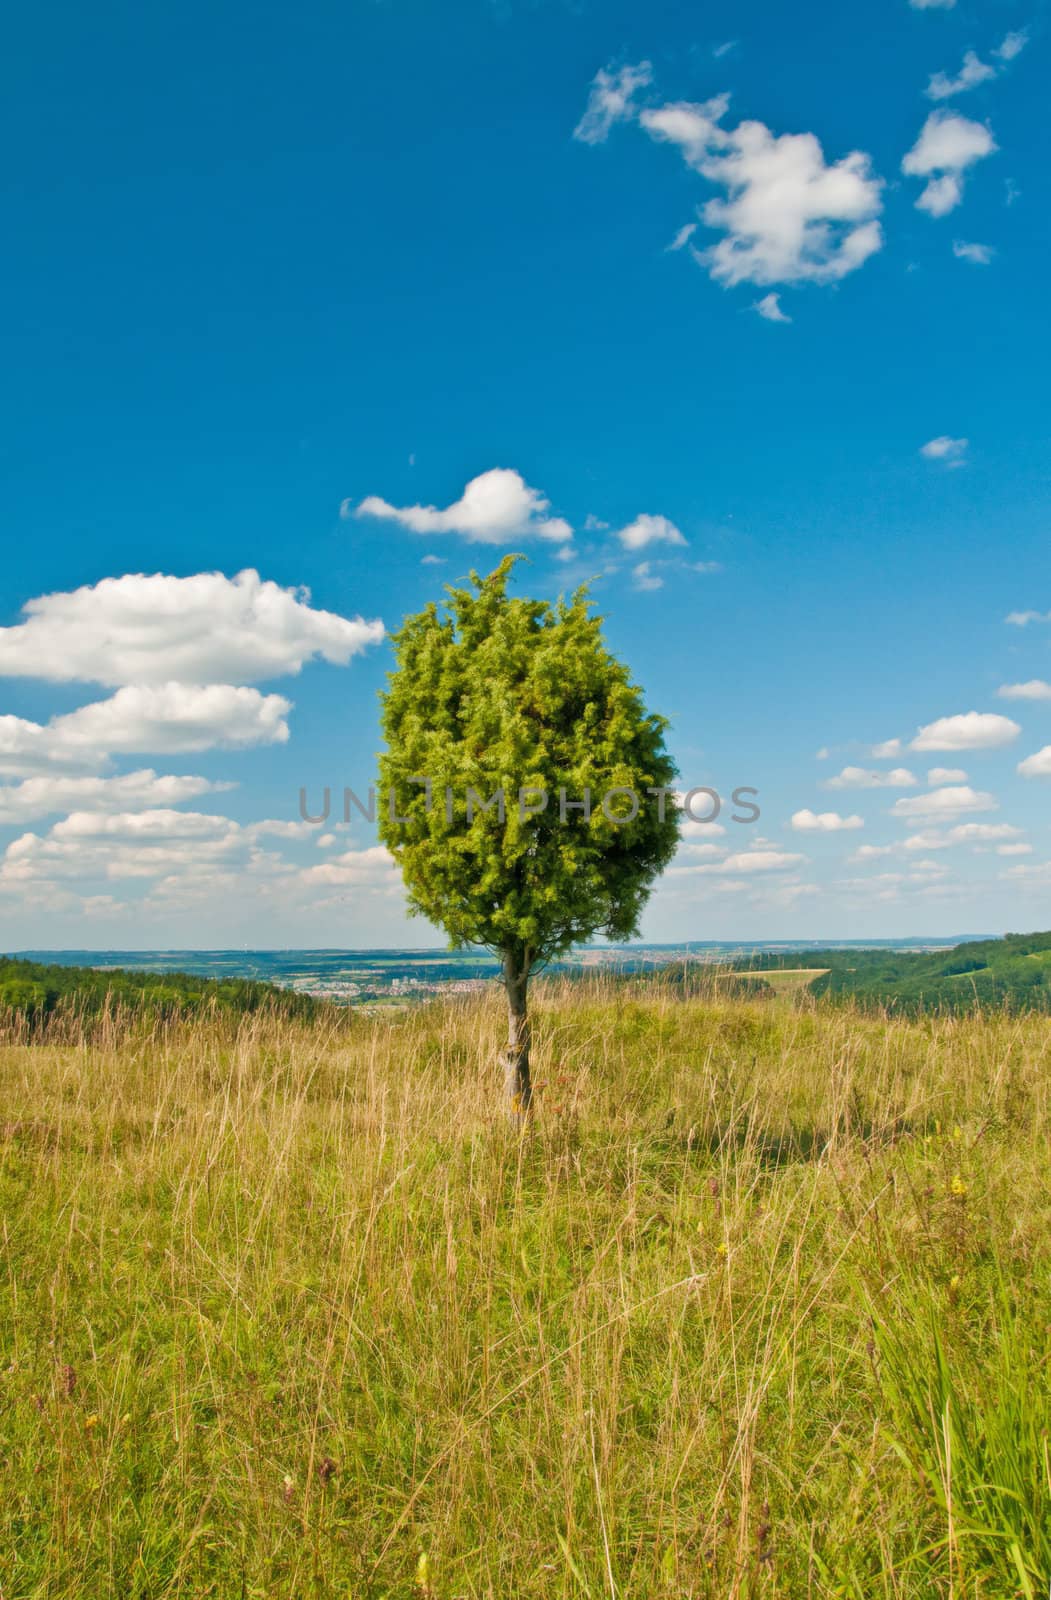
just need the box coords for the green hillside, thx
[0,955,319,1023]
[733,930,1051,1013]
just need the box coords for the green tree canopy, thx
[377,556,679,1109]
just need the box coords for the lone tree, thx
[377,556,679,1111]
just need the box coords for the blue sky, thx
[2,0,1050,948]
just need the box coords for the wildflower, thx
[949,1274,961,1294]
[281,1474,294,1505]
[317,1456,337,1485]
[716,1241,729,1258]
[415,1551,433,1593]
[950,1173,968,1198]
[84,1413,100,1430]
[951,1125,963,1143]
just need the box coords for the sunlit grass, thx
[1,981,1048,1597]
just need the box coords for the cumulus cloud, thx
[850,843,894,862]
[639,94,884,286]
[0,685,291,777]
[994,30,1028,62]
[754,292,791,323]
[953,240,994,264]
[947,822,1022,841]
[1018,747,1051,778]
[53,683,292,753]
[872,738,903,758]
[1,809,249,887]
[927,767,968,784]
[631,562,664,592]
[921,435,968,465]
[999,680,1051,701]
[353,467,572,545]
[0,570,383,687]
[902,112,996,216]
[299,845,400,889]
[0,770,229,827]
[909,0,956,9]
[891,785,998,818]
[0,808,367,917]
[926,51,996,101]
[824,766,918,789]
[616,514,687,551]
[910,711,1019,750]
[790,809,863,831]
[692,848,805,874]
[1005,610,1051,626]
[573,61,653,145]
[904,821,1022,849]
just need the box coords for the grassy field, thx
[721,969,831,998]
[1,983,1049,1599]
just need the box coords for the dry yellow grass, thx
[1,980,1048,1597]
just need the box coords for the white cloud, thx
[0,685,291,777]
[636,95,883,286]
[909,0,956,9]
[667,222,697,251]
[946,822,1021,842]
[0,808,366,917]
[926,51,996,101]
[910,711,1019,750]
[631,561,664,592]
[902,112,996,216]
[616,514,687,551]
[998,679,1051,701]
[850,843,894,862]
[1018,746,1051,778]
[1000,859,1051,883]
[953,240,994,264]
[299,845,400,888]
[994,30,1028,63]
[872,738,903,758]
[573,61,653,145]
[824,765,918,789]
[754,292,791,323]
[53,683,292,754]
[927,767,968,784]
[693,848,805,874]
[420,554,445,566]
[790,809,864,831]
[1,809,247,886]
[1005,610,1050,627]
[0,570,383,687]
[353,467,572,545]
[891,785,998,818]
[997,842,1032,856]
[901,821,1022,850]
[920,434,968,464]
[0,770,229,827]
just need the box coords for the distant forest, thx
[0,955,318,1022]
[729,930,1051,1013]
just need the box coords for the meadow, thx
[0,982,1048,1599]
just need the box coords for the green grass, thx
[723,968,830,997]
[1,982,1048,1598]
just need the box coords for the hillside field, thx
[1,982,1048,1598]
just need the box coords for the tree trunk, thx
[502,956,532,1119]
